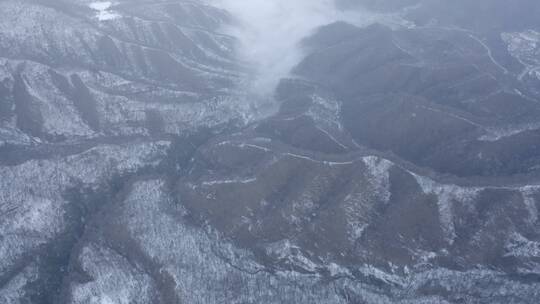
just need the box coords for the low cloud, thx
[212,0,363,96]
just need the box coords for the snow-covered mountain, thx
[1,1,539,303]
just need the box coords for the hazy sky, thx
[212,0,362,96]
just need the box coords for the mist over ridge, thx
[211,0,369,96]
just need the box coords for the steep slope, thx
[0,0,256,147]
[295,22,540,177]
[0,0,252,302]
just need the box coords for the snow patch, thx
[504,233,540,258]
[502,30,540,81]
[521,186,540,224]
[480,122,540,142]
[413,174,480,245]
